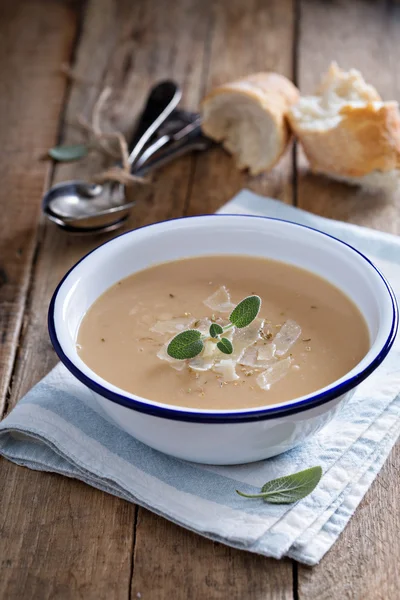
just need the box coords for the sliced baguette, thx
[201,73,299,175]
[288,62,400,190]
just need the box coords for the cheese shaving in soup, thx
[203,286,235,313]
[230,318,264,361]
[189,354,215,372]
[201,339,218,358]
[257,343,276,362]
[274,320,302,356]
[151,316,194,334]
[212,359,240,382]
[238,345,276,369]
[256,357,294,390]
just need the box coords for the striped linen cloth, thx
[0,190,399,565]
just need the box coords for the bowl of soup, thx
[48,215,398,464]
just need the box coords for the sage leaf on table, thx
[48,144,88,162]
[167,330,203,360]
[229,295,261,329]
[236,466,323,504]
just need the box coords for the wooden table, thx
[1,1,399,598]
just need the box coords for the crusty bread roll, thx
[201,73,299,175]
[288,63,400,191]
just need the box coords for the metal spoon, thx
[43,81,182,233]
[134,119,212,175]
[43,117,212,234]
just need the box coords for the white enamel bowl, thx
[48,215,398,465]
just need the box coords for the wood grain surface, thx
[296,2,400,599]
[0,0,77,413]
[0,0,399,598]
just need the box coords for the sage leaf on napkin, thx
[48,144,88,162]
[236,466,323,504]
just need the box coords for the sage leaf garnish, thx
[167,330,203,360]
[216,337,233,355]
[209,323,223,338]
[229,295,261,329]
[166,294,262,361]
[48,144,88,162]
[236,466,322,504]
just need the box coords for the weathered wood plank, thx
[0,0,217,598]
[0,463,135,599]
[0,3,134,600]
[0,0,77,413]
[186,0,296,217]
[298,446,400,600]
[130,1,296,598]
[297,1,400,598]
[132,511,293,600]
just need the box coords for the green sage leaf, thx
[167,330,203,360]
[48,144,88,162]
[236,466,322,504]
[209,323,223,338]
[216,337,233,355]
[229,295,261,329]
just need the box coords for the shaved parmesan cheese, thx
[203,286,235,313]
[239,345,276,368]
[156,342,186,371]
[194,318,212,335]
[189,340,219,370]
[274,320,301,356]
[238,346,262,367]
[189,332,236,373]
[231,318,264,361]
[257,343,276,361]
[158,312,173,321]
[256,357,293,390]
[202,340,218,358]
[151,317,194,334]
[189,355,215,372]
[212,359,240,381]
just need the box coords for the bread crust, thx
[287,63,400,179]
[288,102,400,177]
[201,73,299,174]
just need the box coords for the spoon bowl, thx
[43,80,182,233]
[43,180,131,231]
[43,119,212,234]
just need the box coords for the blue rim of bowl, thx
[48,214,398,424]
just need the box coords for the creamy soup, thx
[77,255,369,410]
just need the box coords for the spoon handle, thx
[133,116,202,169]
[127,81,181,167]
[133,123,213,176]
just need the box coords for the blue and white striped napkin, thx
[1,190,399,565]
